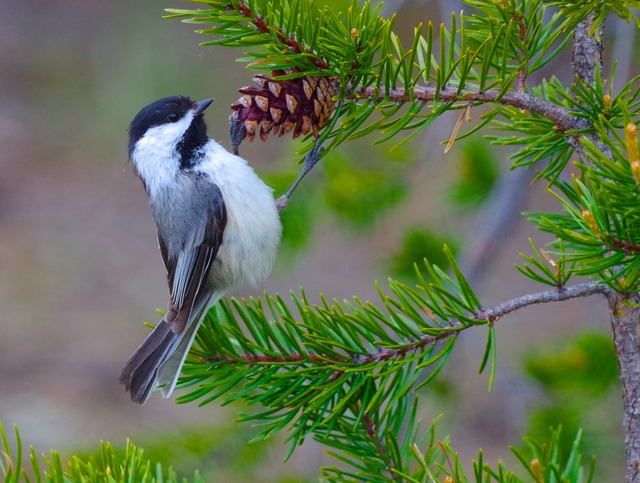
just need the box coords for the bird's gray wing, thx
[158,174,227,334]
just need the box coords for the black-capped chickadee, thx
[120,96,282,404]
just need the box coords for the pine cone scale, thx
[230,70,338,142]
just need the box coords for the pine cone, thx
[230,70,338,142]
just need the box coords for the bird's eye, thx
[167,113,179,123]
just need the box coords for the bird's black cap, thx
[128,96,213,159]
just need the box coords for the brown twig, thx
[610,237,640,254]
[361,411,398,480]
[513,8,528,93]
[237,0,330,70]
[475,282,608,321]
[348,85,577,132]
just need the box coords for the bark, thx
[572,14,604,86]
[571,13,613,160]
[571,13,640,481]
[609,294,640,483]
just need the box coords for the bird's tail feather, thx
[120,292,222,404]
[158,314,207,397]
[119,320,179,404]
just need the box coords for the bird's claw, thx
[303,144,324,172]
[278,142,325,212]
[229,115,246,156]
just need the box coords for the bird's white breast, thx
[196,140,282,288]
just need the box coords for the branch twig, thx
[362,412,398,480]
[237,0,329,69]
[476,282,608,321]
[348,85,576,132]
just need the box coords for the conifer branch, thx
[348,85,576,131]
[175,257,610,476]
[189,282,607,370]
[167,0,590,161]
[509,6,529,92]
[161,1,640,479]
[235,0,331,70]
[475,281,609,320]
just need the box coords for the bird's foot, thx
[277,143,325,212]
[229,114,246,156]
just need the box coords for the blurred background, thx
[0,0,635,480]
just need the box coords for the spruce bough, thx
[163,0,640,480]
[4,1,640,481]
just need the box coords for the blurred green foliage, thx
[262,141,419,258]
[449,138,499,207]
[389,227,458,282]
[322,148,411,229]
[524,332,618,397]
[1,422,202,483]
[98,424,302,483]
[522,332,622,476]
[67,421,309,483]
[263,168,317,256]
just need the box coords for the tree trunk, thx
[609,293,640,482]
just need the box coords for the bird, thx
[120,95,282,404]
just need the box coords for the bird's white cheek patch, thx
[132,111,195,194]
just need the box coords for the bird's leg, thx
[229,114,246,156]
[276,143,325,212]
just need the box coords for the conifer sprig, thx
[164,0,610,160]
[522,118,640,293]
[157,0,640,478]
[0,421,594,483]
[173,252,607,472]
[0,423,197,483]
[165,0,640,184]
[166,0,640,186]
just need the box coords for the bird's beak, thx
[193,98,214,115]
